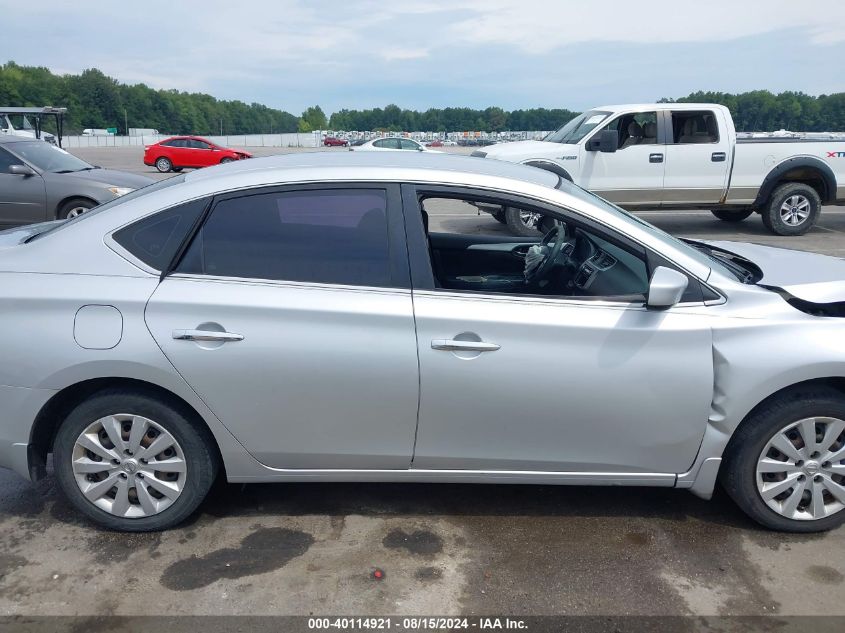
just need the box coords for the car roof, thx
[183,150,561,188]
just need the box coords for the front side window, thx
[189,139,211,149]
[416,194,649,300]
[672,111,719,144]
[177,188,392,287]
[399,139,420,150]
[0,147,19,171]
[595,111,659,149]
[113,196,208,271]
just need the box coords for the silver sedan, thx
[0,152,844,532]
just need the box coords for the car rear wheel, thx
[53,389,218,532]
[711,209,753,223]
[761,183,821,236]
[721,387,845,532]
[58,198,95,220]
[155,157,173,173]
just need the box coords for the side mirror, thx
[9,164,35,177]
[588,130,619,153]
[647,266,688,309]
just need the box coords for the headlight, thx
[107,187,134,197]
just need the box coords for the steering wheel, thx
[524,224,573,284]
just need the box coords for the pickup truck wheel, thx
[762,183,821,236]
[720,387,845,533]
[504,206,545,237]
[711,209,753,223]
[491,208,506,224]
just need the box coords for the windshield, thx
[29,175,187,242]
[11,141,93,173]
[544,110,610,144]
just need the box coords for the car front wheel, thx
[721,387,845,532]
[53,389,218,532]
[58,198,95,220]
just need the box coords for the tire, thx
[172,167,183,173]
[155,157,173,173]
[761,183,821,236]
[58,198,95,220]
[711,209,753,223]
[504,206,545,237]
[491,209,506,224]
[220,157,233,164]
[720,386,845,533]
[53,389,218,532]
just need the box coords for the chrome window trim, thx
[166,271,413,296]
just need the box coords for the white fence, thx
[61,132,322,149]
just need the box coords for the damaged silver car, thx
[0,152,844,532]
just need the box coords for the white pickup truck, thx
[472,103,845,236]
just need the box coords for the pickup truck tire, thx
[504,207,545,237]
[762,183,821,236]
[711,209,753,223]
[492,209,506,224]
[720,386,845,533]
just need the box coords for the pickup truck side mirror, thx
[9,164,35,177]
[647,266,689,309]
[587,130,619,153]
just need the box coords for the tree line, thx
[2,62,844,134]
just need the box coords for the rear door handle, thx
[711,152,726,162]
[649,153,664,163]
[172,329,244,342]
[431,339,500,352]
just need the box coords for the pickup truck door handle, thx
[431,339,500,352]
[711,152,727,162]
[649,153,664,163]
[172,329,244,342]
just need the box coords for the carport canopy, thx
[0,106,67,146]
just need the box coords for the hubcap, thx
[779,195,811,226]
[66,206,88,219]
[71,414,187,518]
[756,417,845,521]
[519,210,543,231]
[156,159,169,170]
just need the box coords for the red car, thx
[323,136,349,147]
[143,136,252,173]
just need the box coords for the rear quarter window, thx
[112,197,207,271]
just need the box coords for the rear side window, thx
[113,197,207,271]
[672,111,719,144]
[177,188,391,287]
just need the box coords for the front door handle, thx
[649,153,664,163]
[172,329,244,342]
[431,339,500,352]
[711,152,726,162]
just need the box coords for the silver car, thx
[0,135,153,228]
[1,152,844,533]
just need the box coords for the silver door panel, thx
[145,276,420,469]
[411,291,714,474]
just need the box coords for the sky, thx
[2,0,845,115]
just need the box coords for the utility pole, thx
[124,108,128,137]
[220,119,223,136]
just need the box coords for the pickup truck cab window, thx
[597,111,659,149]
[671,111,720,144]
